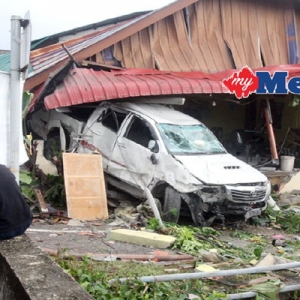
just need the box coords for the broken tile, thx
[256,253,275,267]
[201,251,225,263]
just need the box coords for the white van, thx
[29,99,272,226]
[75,101,271,226]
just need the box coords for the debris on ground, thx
[20,162,300,299]
[26,205,300,299]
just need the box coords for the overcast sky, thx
[0,0,175,50]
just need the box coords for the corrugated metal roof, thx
[41,63,300,110]
[0,53,10,73]
[0,52,33,75]
[30,11,151,50]
[43,67,227,109]
[29,19,135,77]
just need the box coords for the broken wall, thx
[97,0,300,72]
[0,235,94,300]
[0,254,30,300]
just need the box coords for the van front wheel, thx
[189,195,212,227]
[162,187,181,223]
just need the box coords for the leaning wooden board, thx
[63,153,108,220]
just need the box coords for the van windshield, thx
[157,123,226,155]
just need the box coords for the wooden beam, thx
[81,60,123,70]
[34,188,49,215]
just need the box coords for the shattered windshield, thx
[157,123,226,155]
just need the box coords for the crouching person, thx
[0,164,33,240]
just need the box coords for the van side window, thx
[125,116,156,148]
[97,108,127,132]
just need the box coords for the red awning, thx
[44,67,228,109]
[41,64,300,110]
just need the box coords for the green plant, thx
[229,230,254,240]
[253,247,264,260]
[20,170,38,204]
[22,91,34,118]
[276,210,300,233]
[254,205,281,227]
[57,256,223,299]
[200,227,220,237]
[43,174,66,208]
[147,218,161,231]
[19,170,33,185]
[203,291,227,300]
[168,208,179,218]
[172,225,215,254]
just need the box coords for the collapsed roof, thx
[29,63,300,111]
[25,0,300,92]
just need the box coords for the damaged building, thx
[3,0,298,225]
[23,0,300,169]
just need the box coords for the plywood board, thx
[63,153,108,220]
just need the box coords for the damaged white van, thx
[75,100,272,226]
[29,99,273,226]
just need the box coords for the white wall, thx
[0,72,10,166]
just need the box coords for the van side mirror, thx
[148,140,158,153]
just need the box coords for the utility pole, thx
[9,16,22,183]
[9,14,31,184]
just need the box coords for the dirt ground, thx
[27,218,161,255]
[26,214,295,257]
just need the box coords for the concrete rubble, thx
[0,235,93,300]
[108,228,176,248]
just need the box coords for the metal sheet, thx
[44,67,227,109]
[220,0,262,68]
[257,0,292,65]
[189,0,234,72]
[114,28,154,69]
[152,12,198,71]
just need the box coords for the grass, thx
[57,256,226,299]
[57,255,300,299]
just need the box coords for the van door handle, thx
[118,143,126,148]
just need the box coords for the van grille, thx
[231,189,266,202]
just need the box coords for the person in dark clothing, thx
[0,164,32,240]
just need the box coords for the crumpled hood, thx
[174,153,267,184]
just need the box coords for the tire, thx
[162,186,181,223]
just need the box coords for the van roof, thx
[113,102,201,125]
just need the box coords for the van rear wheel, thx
[162,187,181,223]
